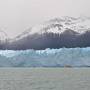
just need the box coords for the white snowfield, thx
[28,16,90,34]
[0,47,90,67]
[0,68,90,90]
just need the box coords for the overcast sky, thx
[0,0,90,38]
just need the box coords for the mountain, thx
[1,16,90,50]
[10,16,90,41]
[0,30,9,49]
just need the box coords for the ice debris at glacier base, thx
[0,48,90,67]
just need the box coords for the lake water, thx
[0,68,90,90]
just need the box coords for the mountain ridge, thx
[0,16,90,50]
[12,16,90,41]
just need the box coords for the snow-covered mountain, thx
[1,16,90,50]
[0,30,9,49]
[7,16,90,50]
[0,30,8,42]
[14,16,90,41]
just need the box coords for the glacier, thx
[0,48,90,67]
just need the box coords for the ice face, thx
[0,48,90,67]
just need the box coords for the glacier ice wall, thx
[0,48,90,67]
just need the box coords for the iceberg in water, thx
[0,48,90,67]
